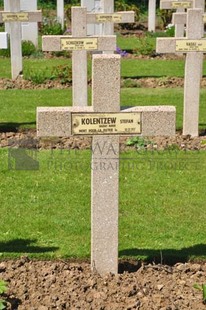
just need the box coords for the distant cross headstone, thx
[172,1,205,29]
[42,6,134,107]
[87,8,135,55]
[0,32,8,49]
[73,6,134,104]
[21,0,39,47]
[4,0,39,47]
[37,54,176,275]
[157,8,204,137]
[101,0,114,39]
[81,0,102,35]
[0,0,42,79]
[148,0,156,32]
[85,0,134,53]
[160,0,204,37]
[57,0,64,30]
[160,0,192,37]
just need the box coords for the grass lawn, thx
[0,148,205,263]
[0,88,206,131]
[1,57,206,79]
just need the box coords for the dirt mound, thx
[0,258,206,309]
[0,129,205,151]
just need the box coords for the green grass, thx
[119,150,206,263]
[0,58,72,79]
[121,88,206,131]
[0,58,187,79]
[0,89,73,130]
[0,148,205,263]
[0,88,206,131]
[121,59,185,77]
[2,57,206,79]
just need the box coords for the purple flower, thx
[116,46,127,57]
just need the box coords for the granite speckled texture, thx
[91,55,120,275]
[123,106,176,136]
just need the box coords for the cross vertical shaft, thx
[72,7,88,106]
[91,54,120,275]
[183,8,203,136]
[9,0,22,79]
[148,0,156,32]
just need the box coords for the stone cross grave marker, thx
[86,6,134,54]
[57,0,64,30]
[160,0,204,37]
[42,6,134,107]
[37,53,176,275]
[4,0,39,47]
[172,2,206,27]
[0,32,8,49]
[21,0,39,48]
[148,0,156,32]
[103,0,114,35]
[81,0,102,35]
[0,0,42,79]
[156,8,204,137]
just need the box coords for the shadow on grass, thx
[0,122,36,132]
[119,243,206,267]
[0,239,58,253]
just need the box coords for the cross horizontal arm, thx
[42,35,116,52]
[156,38,177,53]
[86,11,135,23]
[172,12,187,23]
[37,106,175,137]
[0,11,42,22]
[160,0,192,9]
[173,12,206,23]
[37,106,93,137]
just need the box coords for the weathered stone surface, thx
[91,54,120,276]
[123,106,176,136]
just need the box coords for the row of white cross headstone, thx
[0,1,203,138]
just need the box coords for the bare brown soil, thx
[2,75,206,90]
[0,129,206,151]
[1,258,206,309]
[0,76,184,89]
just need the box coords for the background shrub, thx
[22,41,37,56]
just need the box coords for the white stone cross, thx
[42,7,134,106]
[172,3,206,26]
[148,0,156,32]
[45,6,133,107]
[160,0,203,37]
[57,0,64,30]
[0,32,8,49]
[4,0,39,47]
[21,0,39,48]
[157,8,204,137]
[81,0,102,35]
[37,54,175,275]
[83,0,134,53]
[0,0,42,79]
[100,0,114,38]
